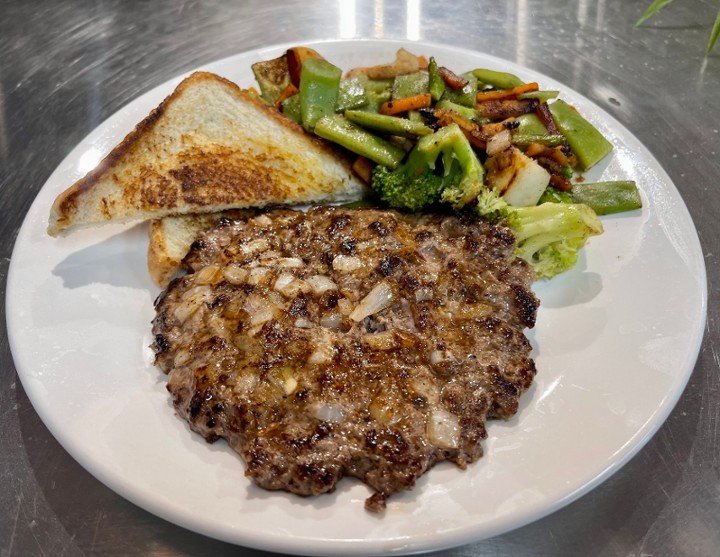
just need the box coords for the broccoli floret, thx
[476,188,604,279]
[371,165,445,212]
[371,123,484,211]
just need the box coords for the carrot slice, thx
[433,109,488,150]
[380,93,432,115]
[550,175,573,191]
[274,82,299,109]
[524,142,547,158]
[535,101,560,134]
[476,82,539,102]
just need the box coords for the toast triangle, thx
[147,211,246,287]
[48,71,366,236]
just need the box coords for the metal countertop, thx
[1,1,718,555]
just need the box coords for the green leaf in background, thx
[636,0,675,26]
[708,8,720,53]
[636,0,719,53]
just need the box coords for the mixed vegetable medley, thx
[251,47,642,279]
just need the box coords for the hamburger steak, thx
[152,206,539,511]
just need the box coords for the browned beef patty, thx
[152,206,539,511]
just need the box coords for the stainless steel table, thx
[1,1,718,555]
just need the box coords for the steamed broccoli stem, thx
[371,123,485,211]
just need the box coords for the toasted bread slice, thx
[148,211,247,287]
[48,71,366,236]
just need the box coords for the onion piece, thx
[361,331,396,350]
[276,257,304,268]
[195,265,222,285]
[273,271,295,292]
[369,395,402,426]
[280,278,310,297]
[429,349,454,365]
[252,214,273,227]
[313,403,345,424]
[245,294,275,326]
[223,265,248,285]
[485,128,512,156]
[240,238,269,256]
[282,375,298,395]
[415,286,434,301]
[337,298,353,316]
[320,313,343,331]
[248,267,271,285]
[427,410,460,449]
[249,306,275,327]
[174,286,212,323]
[307,343,334,365]
[332,255,363,272]
[306,274,338,295]
[350,281,396,322]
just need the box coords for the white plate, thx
[6,39,707,555]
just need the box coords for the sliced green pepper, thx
[570,181,642,215]
[344,109,433,137]
[472,68,524,89]
[548,100,613,170]
[392,71,429,99]
[336,75,369,112]
[314,114,406,169]
[514,113,549,136]
[299,58,342,132]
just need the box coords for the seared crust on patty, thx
[152,206,538,511]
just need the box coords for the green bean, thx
[344,110,433,137]
[472,68,524,89]
[570,181,642,215]
[518,90,559,101]
[428,57,446,102]
[548,100,613,170]
[314,114,406,168]
[512,133,567,148]
[299,58,342,131]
